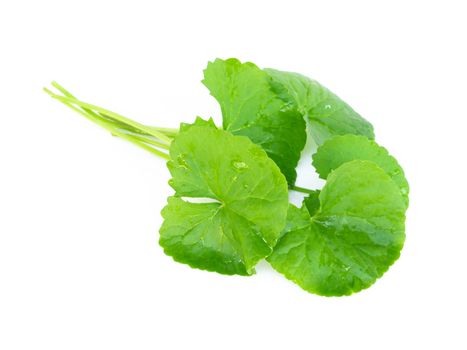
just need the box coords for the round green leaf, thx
[312,134,409,207]
[160,124,289,276]
[267,160,406,296]
[202,58,307,185]
[265,68,375,145]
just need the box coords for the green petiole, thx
[124,133,170,150]
[147,126,179,138]
[51,81,152,136]
[289,185,315,194]
[44,87,171,160]
[47,88,173,144]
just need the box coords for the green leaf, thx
[202,58,307,185]
[264,68,374,145]
[312,135,409,207]
[267,160,406,296]
[160,124,289,275]
[179,116,217,132]
[302,190,321,217]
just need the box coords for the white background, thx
[1,1,466,349]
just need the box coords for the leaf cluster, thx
[45,58,409,296]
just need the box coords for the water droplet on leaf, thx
[232,161,248,170]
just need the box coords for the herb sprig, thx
[45,58,409,296]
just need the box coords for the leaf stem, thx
[51,82,145,133]
[50,82,174,150]
[125,133,170,150]
[147,126,179,138]
[48,92,173,144]
[289,185,315,194]
[44,87,170,160]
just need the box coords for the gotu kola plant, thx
[44,58,409,296]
